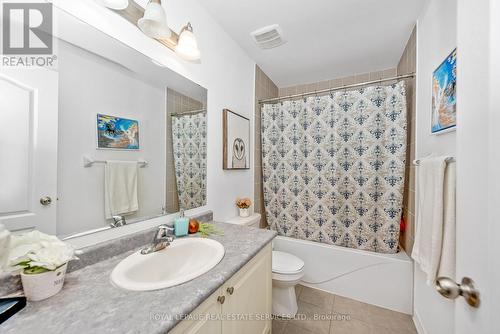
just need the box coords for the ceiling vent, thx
[250,24,286,49]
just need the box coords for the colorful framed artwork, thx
[431,48,457,134]
[96,114,140,150]
[223,109,250,170]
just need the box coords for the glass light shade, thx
[97,0,129,10]
[138,1,171,39]
[175,24,201,61]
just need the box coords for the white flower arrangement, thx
[6,230,78,275]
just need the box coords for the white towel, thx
[104,161,138,219]
[411,156,455,285]
[437,162,456,279]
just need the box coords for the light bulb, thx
[175,23,201,61]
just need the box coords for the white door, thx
[453,0,499,333]
[0,68,58,234]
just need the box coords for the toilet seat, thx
[272,251,304,275]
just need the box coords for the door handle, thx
[40,196,52,206]
[436,277,480,308]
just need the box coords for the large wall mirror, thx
[0,7,207,238]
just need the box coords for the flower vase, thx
[239,208,250,218]
[20,263,68,301]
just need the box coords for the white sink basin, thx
[110,237,225,291]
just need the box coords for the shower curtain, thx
[261,81,407,253]
[171,112,207,210]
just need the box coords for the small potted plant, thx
[6,230,78,301]
[236,198,252,218]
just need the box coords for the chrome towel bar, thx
[413,157,455,166]
[83,155,148,168]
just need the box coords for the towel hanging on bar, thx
[82,155,148,168]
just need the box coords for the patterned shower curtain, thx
[171,112,207,210]
[261,81,407,253]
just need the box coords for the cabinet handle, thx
[217,295,225,304]
[226,287,234,295]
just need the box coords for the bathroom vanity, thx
[0,222,276,333]
[170,243,272,334]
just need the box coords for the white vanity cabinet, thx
[170,244,272,334]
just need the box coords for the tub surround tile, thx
[382,68,398,78]
[317,80,330,91]
[255,65,279,227]
[278,68,398,100]
[354,73,370,84]
[369,70,384,81]
[397,25,416,254]
[329,78,343,89]
[0,221,277,334]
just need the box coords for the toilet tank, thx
[226,213,261,228]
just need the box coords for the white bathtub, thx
[273,236,413,314]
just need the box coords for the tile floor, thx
[272,285,417,334]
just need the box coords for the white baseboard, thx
[413,310,427,334]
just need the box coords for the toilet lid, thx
[272,251,304,274]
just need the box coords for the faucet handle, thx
[158,225,174,234]
[154,225,175,241]
[111,215,126,228]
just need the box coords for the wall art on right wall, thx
[431,48,457,134]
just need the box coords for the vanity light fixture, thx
[96,0,129,10]
[175,22,201,61]
[138,0,171,39]
[97,0,201,62]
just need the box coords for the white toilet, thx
[226,213,305,318]
[271,250,304,318]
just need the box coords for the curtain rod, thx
[170,109,206,117]
[259,73,416,104]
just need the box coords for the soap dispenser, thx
[174,210,189,237]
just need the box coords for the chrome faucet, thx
[141,225,175,255]
[111,215,127,228]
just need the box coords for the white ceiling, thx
[196,0,425,87]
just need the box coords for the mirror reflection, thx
[166,89,207,214]
[52,9,207,237]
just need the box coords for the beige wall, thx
[397,26,417,254]
[166,88,204,214]
[254,65,279,227]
